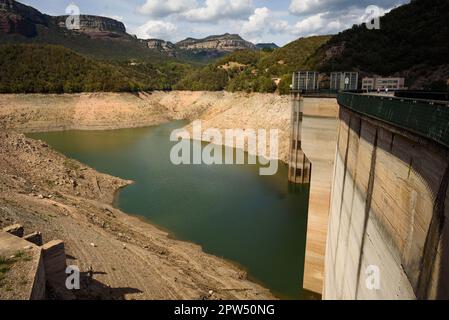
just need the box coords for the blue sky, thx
[20,0,410,46]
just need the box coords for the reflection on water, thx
[28,121,310,299]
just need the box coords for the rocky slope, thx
[0,0,161,62]
[0,91,293,160]
[0,91,287,133]
[0,92,203,132]
[0,0,127,38]
[0,0,46,37]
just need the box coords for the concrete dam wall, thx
[300,98,339,295]
[324,95,449,299]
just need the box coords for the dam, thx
[298,92,449,299]
[324,92,449,299]
[295,90,449,299]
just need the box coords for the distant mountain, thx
[0,0,258,64]
[255,43,279,50]
[312,0,449,89]
[142,34,258,62]
[175,33,256,61]
[0,0,171,61]
[0,0,130,39]
[176,33,256,52]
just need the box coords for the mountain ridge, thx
[0,0,258,61]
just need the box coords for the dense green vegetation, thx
[0,24,225,66]
[315,0,449,88]
[2,0,447,93]
[0,36,330,94]
[4,0,447,94]
[176,36,331,94]
[0,44,192,93]
[0,24,168,63]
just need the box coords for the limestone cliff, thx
[145,39,177,56]
[177,33,256,52]
[50,15,127,38]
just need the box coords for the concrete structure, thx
[0,230,45,300]
[290,75,340,294]
[324,93,449,299]
[362,77,405,91]
[301,98,339,295]
[290,73,341,295]
[0,224,70,300]
[292,71,320,92]
[330,72,359,91]
[288,92,312,184]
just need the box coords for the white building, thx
[362,77,405,91]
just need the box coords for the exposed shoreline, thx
[0,91,292,300]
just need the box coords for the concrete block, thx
[24,232,43,246]
[42,240,67,278]
[30,249,46,300]
[3,224,24,237]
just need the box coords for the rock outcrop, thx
[145,39,177,56]
[176,33,256,52]
[51,15,127,37]
[0,0,257,59]
[0,0,48,36]
[0,12,37,36]
[0,0,127,39]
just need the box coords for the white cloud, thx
[290,5,393,37]
[182,0,254,22]
[241,7,289,43]
[289,0,325,15]
[292,12,338,35]
[134,20,178,40]
[289,0,405,15]
[138,0,197,17]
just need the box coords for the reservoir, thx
[28,121,310,299]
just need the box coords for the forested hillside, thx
[314,0,449,89]
[175,36,331,94]
[0,44,192,93]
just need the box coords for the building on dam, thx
[330,72,359,91]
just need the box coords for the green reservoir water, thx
[28,121,310,299]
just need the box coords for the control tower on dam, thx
[325,93,449,299]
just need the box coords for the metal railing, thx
[337,92,449,149]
